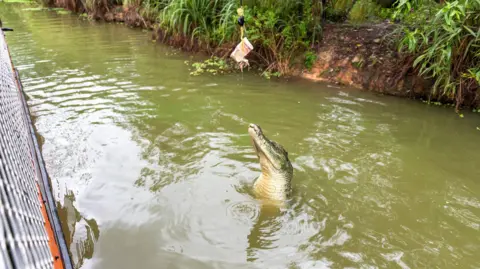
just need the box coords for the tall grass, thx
[396,0,480,108]
[139,0,171,20]
[157,0,237,47]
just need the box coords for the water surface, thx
[2,4,480,269]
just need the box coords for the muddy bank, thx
[298,22,448,101]
[55,5,478,108]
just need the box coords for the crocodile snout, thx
[248,123,263,136]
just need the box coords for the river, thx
[1,3,480,269]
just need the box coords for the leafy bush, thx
[396,0,480,108]
[243,0,323,74]
[304,50,317,70]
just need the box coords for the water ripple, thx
[3,5,479,269]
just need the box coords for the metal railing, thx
[0,25,73,269]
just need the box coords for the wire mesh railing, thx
[0,26,72,269]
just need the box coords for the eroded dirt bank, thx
[300,22,434,100]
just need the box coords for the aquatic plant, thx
[188,56,233,75]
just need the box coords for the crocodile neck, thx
[253,171,291,202]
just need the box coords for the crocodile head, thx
[248,123,293,200]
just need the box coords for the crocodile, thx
[248,123,293,203]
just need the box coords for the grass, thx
[158,0,237,47]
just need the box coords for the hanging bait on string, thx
[230,6,253,72]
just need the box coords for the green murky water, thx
[2,4,480,269]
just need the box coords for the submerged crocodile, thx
[248,123,293,202]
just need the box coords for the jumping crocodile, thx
[248,123,293,203]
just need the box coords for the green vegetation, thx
[158,0,237,48]
[304,50,317,70]
[242,1,323,74]
[395,0,479,109]
[151,0,324,75]
[348,0,383,22]
[187,56,234,76]
[25,0,480,108]
[325,0,355,20]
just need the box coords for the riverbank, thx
[116,8,454,106]
[11,0,480,110]
[80,7,437,98]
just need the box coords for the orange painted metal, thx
[36,183,66,269]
